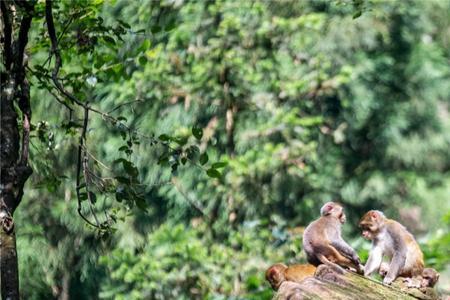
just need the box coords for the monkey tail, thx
[316,253,346,274]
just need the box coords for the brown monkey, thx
[359,210,424,285]
[265,263,316,290]
[420,268,439,288]
[380,263,439,288]
[302,202,364,274]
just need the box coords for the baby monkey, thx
[303,202,364,274]
[420,268,440,288]
[265,263,316,290]
[359,210,424,285]
[379,264,440,288]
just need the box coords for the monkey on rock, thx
[303,202,364,274]
[359,210,424,285]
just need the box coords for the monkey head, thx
[320,202,346,224]
[421,268,439,288]
[359,210,385,240]
[265,263,287,290]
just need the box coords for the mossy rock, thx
[273,265,440,300]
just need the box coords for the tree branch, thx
[75,107,101,228]
[45,0,86,108]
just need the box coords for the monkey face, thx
[360,227,374,240]
[359,210,384,239]
[421,268,439,288]
[266,263,287,290]
[338,211,346,224]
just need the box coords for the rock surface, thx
[274,265,440,300]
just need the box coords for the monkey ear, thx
[370,211,378,219]
[321,204,333,215]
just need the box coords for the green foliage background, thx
[14,0,450,299]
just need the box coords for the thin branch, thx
[82,152,100,227]
[45,0,86,108]
[57,15,74,44]
[75,107,100,228]
[171,177,208,219]
[26,65,74,112]
[107,99,143,114]
[83,146,111,170]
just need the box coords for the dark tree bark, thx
[1,1,35,299]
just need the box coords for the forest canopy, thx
[1,0,449,299]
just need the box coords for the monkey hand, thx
[379,263,389,277]
[383,276,395,285]
[356,264,364,275]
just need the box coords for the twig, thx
[82,151,100,227]
[107,99,143,114]
[45,0,86,109]
[26,65,74,112]
[83,146,111,170]
[171,177,208,219]
[74,107,100,228]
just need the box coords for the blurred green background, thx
[17,0,449,299]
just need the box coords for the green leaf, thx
[103,36,116,45]
[199,153,209,165]
[79,192,88,201]
[174,137,188,146]
[158,134,171,141]
[157,155,169,166]
[186,145,200,160]
[88,191,97,204]
[353,11,362,19]
[206,168,221,178]
[151,25,162,33]
[138,56,147,66]
[192,126,203,140]
[135,197,148,211]
[141,39,151,50]
[212,161,227,169]
[122,160,138,178]
[115,176,129,184]
[115,186,126,202]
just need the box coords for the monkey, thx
[265,263,316,290]
[379,263,439,289]
[420,268,439,288]
[359,210,424,285]
[302,202,364,275]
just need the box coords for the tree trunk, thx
[1,1,35,298]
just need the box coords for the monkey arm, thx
[364,246,383,277]
[384,251,406,285]
[383,226,407,285]
[384,250,406,285]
